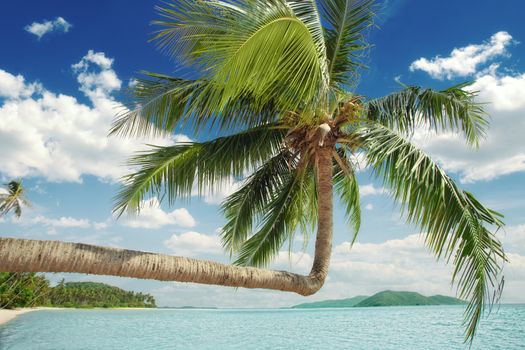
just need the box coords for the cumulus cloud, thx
[498,224,525,256]
[359,184,387,197]
[331,234,451,293]
[409,31,513,79]
[163,228,313,270]
[23,214,92,235]
[10,210,111,235]
[0,50,176,182]
[93,221,109,231]
[153,227,525,306]
[24,17,72,39]
[164,231,223,256]
[412,67,525,183]
[31,215,90,229]
[0,70,42,99]
[405,31,525,182]
[120,198,196,229]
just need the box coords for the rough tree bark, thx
[0,148,334,296]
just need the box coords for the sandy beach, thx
[0,308,39,325]
[0,307,155,326]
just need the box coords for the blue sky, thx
[1,0,525,308]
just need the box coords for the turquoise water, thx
[0,305,523,349]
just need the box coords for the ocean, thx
[0,305,523,349]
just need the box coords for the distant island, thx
[0,272,156,309]
[158,306,218,309]
[292,291,465,308]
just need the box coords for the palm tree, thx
[0,180,30,218]
[0,0,505,341]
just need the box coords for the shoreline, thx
[0,307,155,326]
[0,308,40,326]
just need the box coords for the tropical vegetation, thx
[0,0,505,342]
[0,273,156,309]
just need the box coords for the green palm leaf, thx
[365,83,488,147]
[356,122,505,342]
[320,0,376,88]
[110,72,280,137]
[114,124,286,216]
[233,167,311,267]
[221,150,296,254]
[152,0,327,113]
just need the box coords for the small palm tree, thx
[0,180,30,218]
[0,0,505,341]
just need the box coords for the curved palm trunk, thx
[0,149,334,296]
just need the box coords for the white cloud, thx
[409,31,513,79]
[413,70,525,183]
[498,224,525,256]
[0,70,42,99]
[120,198,196,229]
[365,203,373,211]
[328,232,522,303]
[359,184,386,197]
[72,50,121,99]
[72,50,113,71]
[154,226,525,306]
[406,32,525,182]
[0,51,177,182]
[31,215,90,228]
[24,17,72,39]
[93,221,109,230]
[164,231,222,257]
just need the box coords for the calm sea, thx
[0,305,523,349]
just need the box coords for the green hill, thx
[292,296,368,308]
[355,291,436,307]
[428,294,466,305]
[355,291,465,307]
[291,291,465,309]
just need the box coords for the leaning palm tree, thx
[0,180,30,218]
[0,0,505,341]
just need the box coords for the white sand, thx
[0,307,154,325]
[0,308,38,325]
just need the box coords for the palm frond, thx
[333,148,361,242]
[221,150,296,254]
[113,124,286,216]
[319,0,376,88]
[110,72,279,137]
[233,167,313,267]
[356,122,505,342]
[152,0,327,113]
[365,83,488,147]
[287,0,330,96]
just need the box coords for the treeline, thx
[0,273,156,309]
